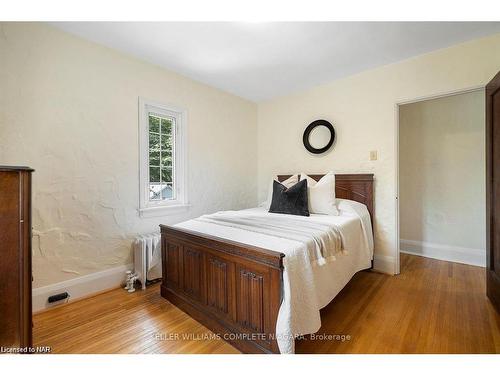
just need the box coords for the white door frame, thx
[394,85,485,275]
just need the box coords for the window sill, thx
[138,204,191,218]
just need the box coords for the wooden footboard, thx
[160,225,284,354]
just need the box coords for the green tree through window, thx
[148,114,175,201]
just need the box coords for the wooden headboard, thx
[277,174,374,220]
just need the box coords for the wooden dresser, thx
[0,166,33,349]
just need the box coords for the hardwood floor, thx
[33,254,500,354]
[296,254,500,353]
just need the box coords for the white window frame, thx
[138,98,189,217]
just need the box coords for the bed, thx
[160,173,374,353]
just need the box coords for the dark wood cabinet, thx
[0,166,33,349]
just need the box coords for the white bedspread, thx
[194,212,343,266]
[175,199,374,353]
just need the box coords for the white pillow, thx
[261,174,299,209]
[300,172,339,215]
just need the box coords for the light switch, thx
[370,150,378,161]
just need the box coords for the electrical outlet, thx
[370,150,378,161]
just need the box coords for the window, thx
[139,98,188,217]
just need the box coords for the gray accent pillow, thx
[269,179,310,217]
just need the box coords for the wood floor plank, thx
[33,254,500,354]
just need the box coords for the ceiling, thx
[52,22,500,102]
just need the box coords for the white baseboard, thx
[400,239,485,267]
[32,263,133,313]
[373,254,396,275]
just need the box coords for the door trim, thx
[486,71,500,311]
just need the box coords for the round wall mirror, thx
[303,119,335,154]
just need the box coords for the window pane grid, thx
[148,113,175,201]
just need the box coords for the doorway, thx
[397,88,486,272]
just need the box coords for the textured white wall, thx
[0,23,258,287]
[257,33,500,272]
[399,92,485,254]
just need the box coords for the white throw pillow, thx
[300,172,339,215]
[261,174,299,209]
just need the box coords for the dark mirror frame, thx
[303,119,336,154]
